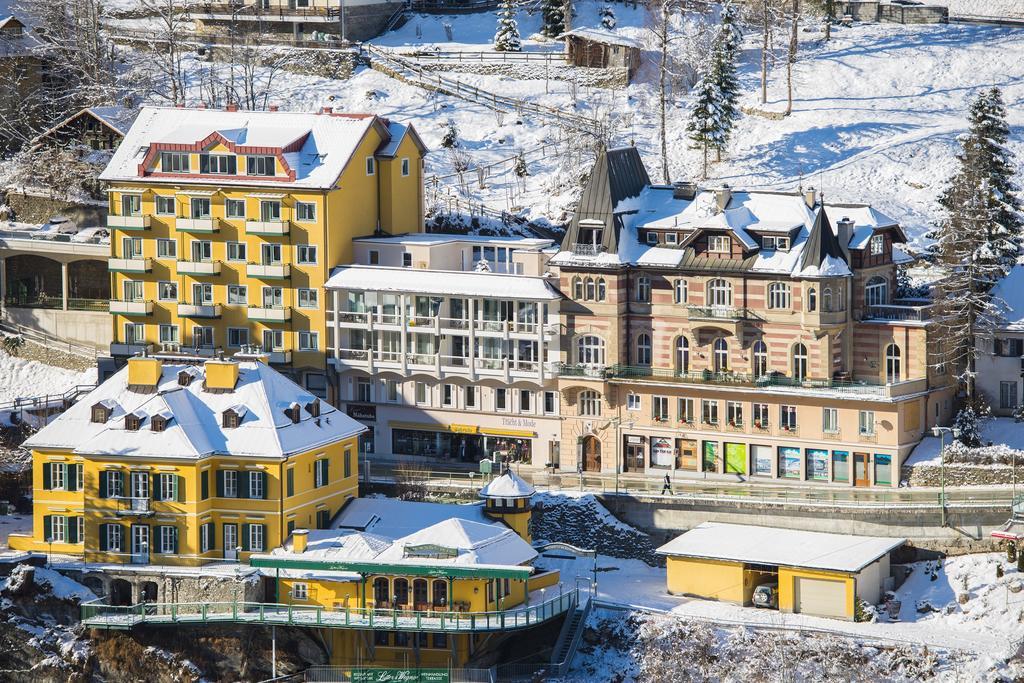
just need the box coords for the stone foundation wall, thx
[68,567,264,606]
[902,463,1024,488]
[3,191,107,226]
[416,61,631,89]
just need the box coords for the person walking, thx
[661,473,673,495]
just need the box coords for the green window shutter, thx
[241,524,251,551]
[42,463,51,490]
[176,475,185,503]
[287,520,295,535]
[99,523,108,552]
[216,470,225,497]
[152,474,161,501]
[258,524,267,551]
[66,465,77,492]
[286,468,294,497]
[323,458,329,485]
[239,471,250,499]
[67,517,79,544]
[43,515,52,541]
[99,471,108,498]
[172,527,179,555]
[259,472,268,499]
[344,450,351,478]
[201,471,209,500]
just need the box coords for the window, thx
[156,239,177,259]
[366,156,375,175]
[753,403,769,428]
[293,583,308,600]
[544,391,557,414]
[123,280,144,302]
[297,245,318,264]
[573,277,583,300]
[495,388,508,411]
[158,473,177,501]
[297,289,318,309]
[709,235,730,252]
[579,390,601,416]
[677,398,694,423]
[225,199,246,218]
[808,288,817,312]
[402,252,412,268]
[762,235,790,250]
[368,250,380,265]
[666,232,678,245]
[636,333,652,365]
[48,515,66,542]
[401,158,411,176]
[713,338,729,372]
[823,407,839,433]
[122,236,143,259]
[159,324,179,345]
[106,524,123,552]
[298,331,319,351]
[120,193,141,217]
[635,276,651,303]
[585,277,596,301]
[464,385,477,408]
[596,278,606,300]
[259,200,281,222]
[152,282,175,302]
[1001,381,1019,410]
[124,323,145,344]
[223,470,239,498]
[653,396,669,421]
[155,196,175,215]
[103,470,124,497]
[675,337,689,374]
[823,288,833,312]
[997,338,1024,357]
[646,231,658,245]
[227,285,247,305]
[355,378,371,403]
[792,343,808,381]
[160,151,189,172]
[249,471,264,499]
[247,155,275,176]
[674,279,687,304]
[295,202,316,222]
[415,382,428,405]
[519,389,533,412]
[193,326,214,348]
[248,524,264,552]
[885,344,901,384]
[192,282,213,305]
[752,340,768,378]
[314,459,329,487]
[200,153,236,174]
[627,393,641,411]
[702,399,719,425]
[870,234,885,255]
[865,276,888,306]
[228,328,249,347]
[577,336,605,365]
[767,282,791,309]
[158,526,177,554]
[707,278,732,307]
[727,401,743,426]
[48,462,66,490]
[780,405,798,431]
[442,384,455,407]
[226,242,247,262]
[200,523,213,553]
[190,240,212,262]
[859,411,875,436]
[190,197,211,219]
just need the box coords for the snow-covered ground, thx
[0,350,96,405]
[0,513,31,549]
[906,417,1024,467]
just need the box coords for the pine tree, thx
[440,119,459,149]
[600,5,617,29]
[494,0,522,52]
[686,75,725,180]
[929,89,1023,399]
[953,401,990,447]
[541,0,565,38]
[710,3,742,161]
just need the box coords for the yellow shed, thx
[657,522,905,621]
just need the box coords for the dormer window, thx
[305,398,321,418]
[125,413,142,431]
[160,151,190,173]
[200,153,237,175]
[762,235,790,251]
[91,402,113,424]
[222,409,241,429]
[646,231,658,245]
[666,233,678,245]
[709,235,731,253]
[178,370,195,387]
[285,403,301,424]
[870,234,885,256]
[247,155,275,176]
[151,414,169,432]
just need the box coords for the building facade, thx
[977,264,1024,417]
[100,106,426,396]
[326,234,565,466]
[7,354,365,566]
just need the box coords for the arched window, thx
[836,286,845,311]
[674,279,688,304]
[577,335,605,365]
[808,288,817,312]
[823,287,832,312]
[865,276,888,306]
[596,278,606,301]
[585,277,595,301]
[636,276,651,303]
[885,344,901,384]
[752,340,768,378]
[768,282,791,309]
[432,579,448,607]
[579,390,602,416]
[713,338,729,372]
[394,578,409,606]
[636,333,652,365]
[707,279,733,308]
[792,343,808,381]
[373,577,390,607]
[675,337,690,374]
[573,277,583,300]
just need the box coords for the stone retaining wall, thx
[3,191,107,226]
[68,567,263,606]
[902,463,1024,488]
[415,61,631,89]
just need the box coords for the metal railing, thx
[687,305,752,321]
[5,296,108,311]
[81,589,579,632]
[0,383,96,415]
[0,227,108,245]
[401,49,565,64]
[863,303,933,322]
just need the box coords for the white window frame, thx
[674,279,687,304]
[702,399,719,425]
[859,410,875,436]
[298,331,319,351]
[249,471,264,499]
[295,202,317,222]
[227,285,247,305]
[677,397,694,423]
[157,281,177,302]
[223,469,239,498]
[823,407,839,434]
[579,390,601,417]
[401,158,410,176]
[293,582,309,600]
[870,234,884,255]
[297,244,318,264]
[200,523,212,553]
[155,195,175,215]
[156,238,177,259]
[50,515,66,542]
[767,282,791,309]
[225,198,246,219]
[226,242,247,262]
[228,327,249,348]
[159,525,177,554]
[297,288,319,309]
[626,393,641,411]
[709,235,730,253]
[107,524,123,552]
[159,324,180,345]
[159,473,176,501]
[780,405,798,430]
[365,156,375,175]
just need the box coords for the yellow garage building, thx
[657,522,904,621]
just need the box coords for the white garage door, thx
[794,577,847,619]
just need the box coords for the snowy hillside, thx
[0,351,96,404]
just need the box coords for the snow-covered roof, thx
[100,107,407,190]
[356,233,553,249]
[326,265,561,300]
[479,470,535,499]
[24,359,365,459]
[88,106,139,136]
[657,522,905,573]
[992,264,1024,330]
[560,28,641,49]
[375,119,428,158]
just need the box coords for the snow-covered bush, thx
[1,333,25,357]
[599,5,616,29]
[953,401,991,447]
[440,119,459,149]
[494,0,521,52]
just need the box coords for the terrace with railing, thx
[862,299,934,324]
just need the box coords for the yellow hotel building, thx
[8,354,366,566]
[99,106,427,397]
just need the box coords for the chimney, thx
[292,529,309,554]
[804,186,817,209]
[319,106,333,115]
[127,356,163,389]
[269,105,279,112]
[204,358,239,391]
[715,184,732,212]
[837,217,855,259]
[226,103,238,112]
[672,181,697,201]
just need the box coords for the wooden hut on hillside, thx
[560,28,642,82]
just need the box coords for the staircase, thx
[549,593,592,670]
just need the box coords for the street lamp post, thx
[931,426,960,528]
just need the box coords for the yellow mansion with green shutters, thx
[100,105,427,397]
[7,354,366,566]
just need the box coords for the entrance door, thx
[223,523,238,560]
[624,442,644,472]
[853,452,870,487]
[676,440,698,471]
[582,436,601,472]
[130,525,149,564]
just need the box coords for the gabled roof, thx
[375,120,428,158]
[559,28,642,49]
[29,105,138,150]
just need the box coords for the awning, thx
[108,187,148,194]
[389,421,536,439]
[247,192,288,199]
[481,428,537,439]
[176,189,217,197]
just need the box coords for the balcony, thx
[248,306,291,322]
[246,263,291,279]
[245,220,289,236]
[115,497,153,516]
[177,260,221,276]
[863,302,933,324]
[178,303,222,319]
[110,342,153,357]
[571,243,604,257]
[107,215,151,230]
[687,305,750,321]
[267,350,292,364]
[109,300,154,316]
[176,217,218,233]
[108,257,152,273]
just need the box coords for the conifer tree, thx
[928,88,1023,400]
[710,3,742,161]
[541,0,566,38]
[494,0,522,52]
[686,75,725,179]
[600,5,616,29]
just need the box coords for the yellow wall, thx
[778,567,855,620]
[484,498,533,543]
[665,557,746,603]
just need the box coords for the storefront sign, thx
[752,445,772,476]
[449,423,479,434]
[650,437,675,467]
[778,447,801,478]
[501,416,537,429]
[351,668,450,683]
[806,449,829,481]
[627,435,644,444]
[346,403,376,422]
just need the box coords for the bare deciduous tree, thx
[135,0,189,106]
[785,0,800,116]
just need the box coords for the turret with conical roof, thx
[479,468,536,543]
